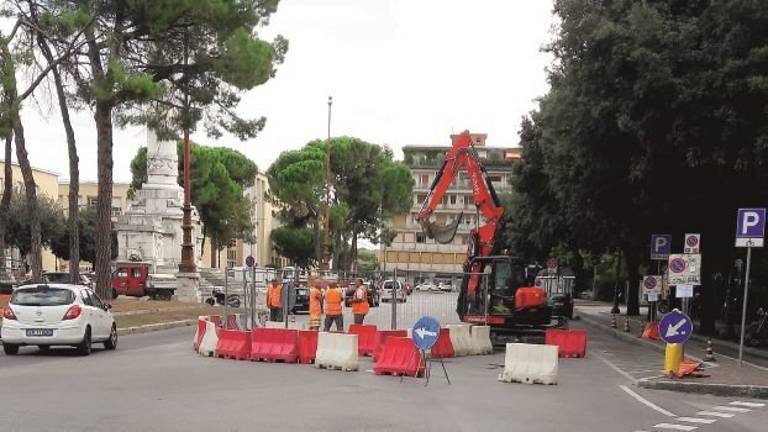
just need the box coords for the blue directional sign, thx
[736,208,766,247]
[245,255,255,267]
[650,234,672,260]
[658,309,693,344]
[412,316,441,350]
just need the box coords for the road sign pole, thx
[224,266,229,328]
[738,244,752,366]
[391,267,398,330]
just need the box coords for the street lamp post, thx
[321,96,333,270]
[179,126,196,273]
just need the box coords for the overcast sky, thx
[10,0,555,182]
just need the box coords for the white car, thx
[438,282,453,292]
[417,282,435,292]
[1,284,117,356]
[380,280,407,303]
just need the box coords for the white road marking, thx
[730,401,765,408]
[697,411,734,418]
[714,405,751,413]
[619,385,677,417]
[676,417,716,424]
[653,423,698,431]
[593,351,638,383]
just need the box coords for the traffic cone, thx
[623,318,630,333]
[704,338,716,362]
[611,314,617,329]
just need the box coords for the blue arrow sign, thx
[658,309,693,344]
[412,316,441,350]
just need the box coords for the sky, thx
[9,0,555,183]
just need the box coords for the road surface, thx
[1,293,766,432]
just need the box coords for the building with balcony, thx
[381,133,521,285]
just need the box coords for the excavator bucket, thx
[421,211,463,244]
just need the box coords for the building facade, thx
[58,181,131,220]
[380,133,520,284]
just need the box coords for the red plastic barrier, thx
[298,330,319,364]
[641,322,660,340]
[372,330,408,362]
[225,315,240,330]
[209,315,223,327]
[430,328,455,359]
[374,337,425,377]
[215,329,251,360]
[349,324,378,356]
[250,328,299,363]
[544,328,587,358]
[193,317,207,351]
[515,287,547,309]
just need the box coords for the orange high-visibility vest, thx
[325,288,343,316]
[309,287,323,318]
[351,286,369,315]
[267,284,282,308]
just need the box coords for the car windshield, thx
[11,287,75,306]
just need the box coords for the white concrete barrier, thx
[197,320,219,357]
[469,325,493,355]
[315,332,359,371]
[498,343,558,385]
[447,324,473,356]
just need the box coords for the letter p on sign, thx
[736,208,766,247]
[742,212,760,234]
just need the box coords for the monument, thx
[116,129,205,302]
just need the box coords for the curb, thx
[639,380,768,400]
[578,313,667,355]
[118,319,196,336]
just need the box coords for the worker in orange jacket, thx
[323,282,344,332]
[267,278,283,322]
[351,278,370,325]
[308,277,323,330]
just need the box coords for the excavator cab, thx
[459,256,553,334]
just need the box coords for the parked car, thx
[438,282,453,293]
[344,281,380,307]
[380,280,406,303]
[1,283,118,355]
[417,281,435,292]
[292,283,310,313]
[43,272,91,286]
[111,262,175,300]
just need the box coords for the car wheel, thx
[76,327,92,356]
[3,343,19,355]
[104,324,118,351]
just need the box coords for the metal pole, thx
[242,269,248,329]
[321,96,333,270]
[391,267,397,330]
[251,266,256,329]
[224,267,229,329]
[738,244,752,366]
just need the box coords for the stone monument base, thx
[176,272,201,303]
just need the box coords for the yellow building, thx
[58,181,131,220]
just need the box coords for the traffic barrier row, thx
[373,330,408,362]
[198,320,219,357]
[498,343,558,385]
[469,325,493,355]
[216,329,251,360]
[447,324,473,356]
[315,332,359,371]
[298,330,319,364]
[193,316,207,351]
[349,324,378,357]
[544,329,587,358]
[374,337,425,377]
[429,328,455,359]
[251,328,299,362]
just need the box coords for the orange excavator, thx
[416,131,553,338]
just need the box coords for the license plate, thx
[26,328,54,337]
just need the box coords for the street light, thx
[321,96,332,270]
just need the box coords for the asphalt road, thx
[1,295,766,432]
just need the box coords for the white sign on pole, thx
[684,233,700,254]
[676,284,694,298]
[668,254,701,285]
[647,292,659,302]
[642,276,662,295]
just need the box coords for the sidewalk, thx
[576,302,768,399]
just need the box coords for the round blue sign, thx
[412,316,441,350]
[658,309,693,344]
[245,255,255,268]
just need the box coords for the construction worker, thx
[323,282,344,332]
[267,278,283,322]
[309,277,323,331]
[351,278,370,325]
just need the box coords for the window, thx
[417,194,427,204]
[131,268,142,278]
[450,195,457,205]
[489,175,502,183]
[11,288,75,306]
[91,292,106,309]
[416,233,426,243]
[419,174,429,186]
[116,269,128,278]
[81,290,94,306]
[87,196,98,207]
[466,196,474,207]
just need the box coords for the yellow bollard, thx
[663,343,683,376]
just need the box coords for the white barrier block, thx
[469,325,493,355]
[315,332,359,371]
[198,320,219,357]
[264,320,305,329]
[447,324,473,356]
[498,343,558,385]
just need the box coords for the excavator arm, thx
[415,130,504,299]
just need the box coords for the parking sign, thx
[736,208,766,247]
[650,234,672,260]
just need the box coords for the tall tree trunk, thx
[37,37,80,282]
[611,251,622,314]
[625,246,640,316]
[351,228,358,274]
[0,134,12,278]
[13,118,43,282]
[94,101,114,300]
